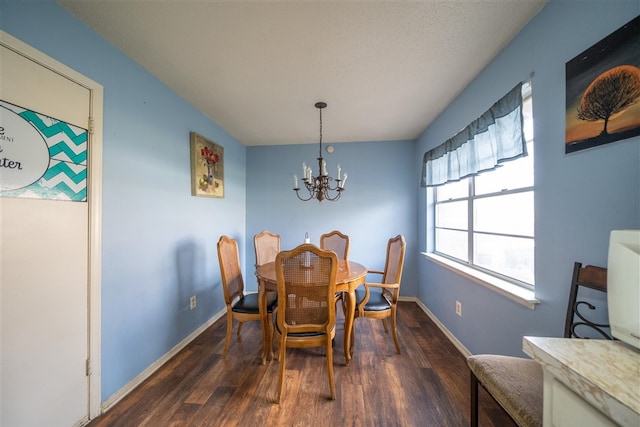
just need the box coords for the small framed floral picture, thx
[190,131,224,198]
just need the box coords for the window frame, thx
[432,84,535,291]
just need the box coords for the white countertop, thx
[523,336,640,427]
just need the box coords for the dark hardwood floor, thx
[88,301,516,426]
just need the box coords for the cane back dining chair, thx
[217,235,277,356]
[467,262,612,427]
[350,234,406,355]
[320,230,350,260]
[254,230,281,358]
[273,244,338,403]
[254,230,281,267]
[320,230,350,309]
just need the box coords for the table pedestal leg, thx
[258,279,269,365]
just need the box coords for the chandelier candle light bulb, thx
[293,102,346,202]
[340,173,347,188]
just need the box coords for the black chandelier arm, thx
[291,101,346,202]
[294,175,344,202]
[294,187,315,201]
[322,188,343,201]
[313,173,342,189]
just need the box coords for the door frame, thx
[0,30,103,420]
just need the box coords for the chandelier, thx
[293,102,347,202]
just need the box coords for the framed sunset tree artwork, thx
[565,15,640,154]
[190,131,224,198]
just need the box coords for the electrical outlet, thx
[190,295,197,310]
[455,300,462,317]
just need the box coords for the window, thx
[433,84,534,288]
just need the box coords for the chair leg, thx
[381,318,389,333]
[326,338,336,400]
[268,313,277,360]
[236,321,244,337]
[390,309,400,354]
[277,336,287,404]
[470,371,479,427]
[223,310,233,356]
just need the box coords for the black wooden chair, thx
[466,262,612,427]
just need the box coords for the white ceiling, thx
[58,0,547,146]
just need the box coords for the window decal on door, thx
[0,100,87,201]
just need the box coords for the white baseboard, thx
[100,308,226,413]
[403,296,471,358]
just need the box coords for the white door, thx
[0,33,102,426]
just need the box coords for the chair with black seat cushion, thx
[467,262,612,427]
[320,230,350,260]
[254,230,281,267]
[351,234,406,355]
[273,244,338,403]
[320,230,350,312]
[253,230,281,357]
[217,235,277,356]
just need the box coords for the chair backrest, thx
[382,235,406,289]
[564,262,612,340]
[320,230,350,260]
[217,235,244,305]
[254,230,281,267]
[275,244,338,334]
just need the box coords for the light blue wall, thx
[416,0,640,357]
[246,140,418,295]
[1,0,247,399]
[3,0,638,408]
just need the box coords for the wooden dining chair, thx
[320,230,350,311]
[350,235,406,355]
[253,230,280,358]
[273,244,338,403]
[254,230,281,267]
[467,262,612,427]
[217,235,277,356]
[320,230,350,260]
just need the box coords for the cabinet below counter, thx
[523,336,639,427]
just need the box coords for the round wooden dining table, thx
[254,259,367,365]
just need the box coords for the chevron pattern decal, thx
[0,100,88,202]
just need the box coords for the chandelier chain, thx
[318,107,323,157]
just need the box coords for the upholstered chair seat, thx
[232,292,277,314]
[355,288,390,311]
[467,355,543,427]
[467,262,611,427]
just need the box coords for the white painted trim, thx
[88,85,103,420]
[410,297,472,358]
[100,309,226,413]
[422,252,540,310]
[0,30,105,422]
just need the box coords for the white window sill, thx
[421,252,540,310]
